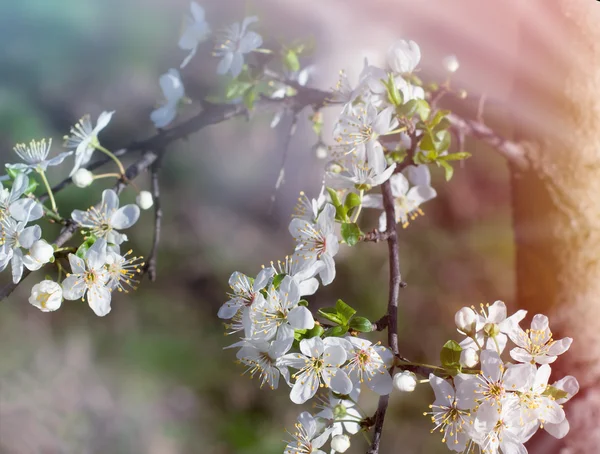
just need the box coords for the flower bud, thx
[331,434,350,453]
[29,280,62,312]
[314,144,328,160]
[455,307,478,335]
[72,168,94,188]
[460,348,479,368]
[136,191,154,210]
[393,371,418,392]
[29,239,54,264]
[442,55,460,73]
[387,40,421,74]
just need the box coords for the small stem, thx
[470,334,483,350]
[95,144,126,176]
[38,170,57,213]
[396,360,445,372]
[350,189,364,223]
[93,172,122,179]
[382,126,407,136]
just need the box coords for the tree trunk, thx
[511,1,600,452]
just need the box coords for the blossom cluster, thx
[425,301,578,453]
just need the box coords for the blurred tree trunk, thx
[511,1,600,452]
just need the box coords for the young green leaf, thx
[318,307,343,326]
[306,324,325,338]
[324,325,348,337]
[437,160,454,181]
[542,385,569,401]
[283,49,300,72]
[75,236,97,259]
[271,273,286,289]
[440,340,462,368]
[341,223,362,247]
[335,299,357,324]
[349,316,373,333]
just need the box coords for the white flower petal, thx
[110,204,140,230]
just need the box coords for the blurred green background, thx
[0,1,515,453]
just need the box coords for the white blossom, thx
[62,238,111,316]
[0,173,43,222]
[284,412,330,454]
[178,2,210,68]
[315,390,362,437]
[393,371,417,392]
[268,254,323,297]
[509,314,573,365]
[327,152,396,191]
[342,337,393,395]
[218,268,273,320]
[213,16,262,78]
[443,55,460,73]
[456,350,533,415]
[293,186,328,224]
[333,103,396,159]
[387,40,421,74]
[543,375,579,439]
[459,348,479,368]
[229,335,293,390]
[136,190,154,210]
[8,138,71,173]
[22,239,54,271]
[289,203,339,285]
[459,301,527,354]
[72,168,94,188]
[330,435,350,453]
[0,217,42,283]
[64,111,114,176]
[150,69,185,128]
[278,337,352,404]
[455,306,479,336]
[270,66,314,128]
[105,249,144,293]
[362,166,436,230]
[29,280,63,312]
[71,189,140,247]
[426,374,474,451]
[250,276,314,341]
[471,399,536,454]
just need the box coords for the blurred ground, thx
[0,1,517,452]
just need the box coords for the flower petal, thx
[287,306,315,330]
[61,275,86,300]
[290,371,318,404]
[87,284,112,316]
[110,204,140,230]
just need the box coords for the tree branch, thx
[143,151,164,281]
[446,112,528,169]
[368,179,402,454]
[0,89,331,301]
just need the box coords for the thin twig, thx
[368,179,402,454]
[144,151,164,281]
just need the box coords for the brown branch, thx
[447,112,528,169]
[368,179,402,454]
[143,152,164,281]
[0,89,330,301]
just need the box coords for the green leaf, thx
[349,316,373,333]
[397,99,418,117]
[294,329,308,341]
[419,132,437,153]
[438,160,454,181]
[324,325,348,337]
[542,385,569,400]
[318,307,343,325]
[341,223,362,247]
[344,192,362,210]
[440,340,462,368]
[335,205,349,223]
[283,49,300,72]
[75,236,97,260]
[414,99,431,122]
[25,176,38,195]
[271,273,286,289]
[5,167,20,180]
[243,86,258,110]
[335,299,357,324]
[326,187,343,209]
[385,73,402,106]
[298,299,309,307]
[437,151,472,162]
[306,325,324,338]
[435,130,451,153]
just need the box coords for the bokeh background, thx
[0,0,535,453]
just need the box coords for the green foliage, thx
[440,340,462,371]
[341,222,362,246]
[335,299,356,324]
[271,273,285,289]
[283,49,300,72]
[349,316,373,333]
[75,235,97,259]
